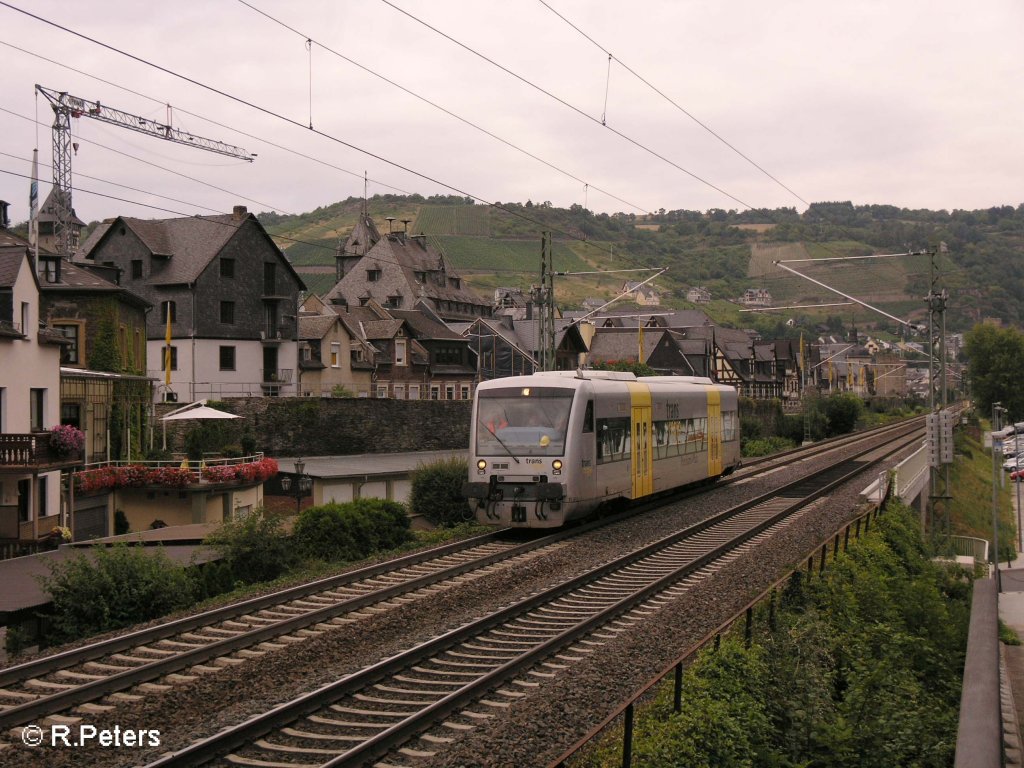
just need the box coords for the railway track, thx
[141,425,923,768]
[0,416,922,749]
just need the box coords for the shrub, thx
[742,436,796,457]
[292,499,412,562]
[409,457,471,527]
[204,511,294,584]
[41,544,195,643]
[824,392,864,436]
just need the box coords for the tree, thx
[824,393,863,436]
[964,323,1024,418]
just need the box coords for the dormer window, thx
[367,269,381,282]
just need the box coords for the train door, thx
[628,384,653,498]
[707,389,723,476]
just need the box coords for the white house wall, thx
[147,339,299,401]
[0,255,63,522]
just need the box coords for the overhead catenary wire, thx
[0,2,655,273]
[377,0,758,211]
[537,0,810,208]
[0,38,415,198]
[0,106,294,215]
[236,0,651,216]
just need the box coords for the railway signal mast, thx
[35,85,254,258]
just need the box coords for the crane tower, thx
[35,84,254,258]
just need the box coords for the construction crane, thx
[35,84,254,258]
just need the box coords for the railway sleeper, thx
[223,755,319,768]
[280,727,364,742]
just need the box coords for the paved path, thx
[998,479,1024,764]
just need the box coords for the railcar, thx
[464,370,740,528]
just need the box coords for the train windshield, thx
[476,386,575,457]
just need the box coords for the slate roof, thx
[389,308,463,340]
[322,230,489,318]
[588,328,661,362]
[298,314,338,341]
[79,211,304,289]
[40,259,151,308]
[0,249,24,288]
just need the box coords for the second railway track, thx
[140,425,923,768]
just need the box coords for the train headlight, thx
[552,459,562,475]
[477,459,487,474]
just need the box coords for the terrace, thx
[73,454,278,494]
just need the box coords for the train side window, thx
[583,400,594,433]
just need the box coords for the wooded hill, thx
[260,196,1024,338]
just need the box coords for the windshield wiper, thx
[483,423,521,464]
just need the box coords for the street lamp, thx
[278,458,312,516]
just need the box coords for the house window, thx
[38,477,47,520]
[131,259,143,278]
[445,384,455,400]
[394,384,405,400]
[395,339,407,366]
[376,384,389,398]
[301,344,312,362]
[119,325,128,363]
[409,384,420,400]
[39,258,60,283]
[220,301,235,324]
[385,295,402,309]
[366,269,381,282]
[30,388,45,431]
[460,385,470,401]
[330,342,341,368]
[263,262,276,294]
[53,323,80,364]
[221,258,235,278]
[21,302,29,335]
[160,300,176,324]
[61,403,81,430]
[219,346,236,371]
[430,385,440,400]
[17,479,29,523]
[161,346,178,371]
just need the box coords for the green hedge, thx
[41,544,195,643]
[409,457,472,527]
[292,499,412,562]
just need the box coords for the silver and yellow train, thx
[464,370,741,528]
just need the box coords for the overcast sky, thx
[1,0,1021,228]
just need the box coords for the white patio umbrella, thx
[161,405,242,421]
[160,400,241,449]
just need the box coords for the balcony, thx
[260,329,283,344]
[74,454,278,495]
[0,433,83,471]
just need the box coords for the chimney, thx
[0,200,9,229]
[232,205,248,221]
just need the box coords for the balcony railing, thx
[74,454,277,494]
[0,433,83,469]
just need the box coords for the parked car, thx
[1012,468,1024,482]
[1004,453,1024,471]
